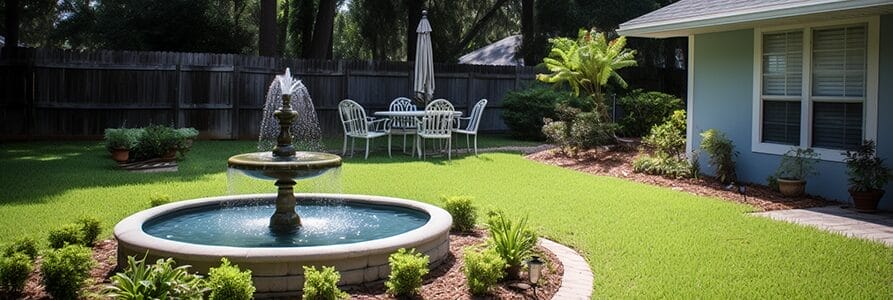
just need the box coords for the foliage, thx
[47,224,84,249]
[104,128,140,151]
[207,258,255,300]
[3,237,38,260]
[843,140,892,192]
[175,128,199,142]
[536,28,637,120]
[699,129,738,184]
[104,256,205,300]
[302,266,348,300]
[40,245,95,300]
[775,148,820,180]
[543,105,619,151]
[617,90,683,137]
[502,86,592,140]
[462,246,506,295]
[385,248,429,296]
[0,253,32,295]
[149,193,173,207]
[77,216,102,247]
[633,153,697,179]
[131,125,179,161]
[485,211,536,272]
[642,110,687,157]
[442,195,478,233]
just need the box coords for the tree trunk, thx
[259,0,278,56]
[3,0,20,58]
[296,0,316,57]
[453,0,510,56]
[521,0,535,65]
[404,0,423,61]
[278,0,290,56]
[307,0,335,59]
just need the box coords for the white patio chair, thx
[338,99,391,159]
[453,99,487,155]
[416,99,455,160]
[387,97,418,154]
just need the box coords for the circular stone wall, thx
[115,193,452,297]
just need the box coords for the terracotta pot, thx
[163,148,177,160]
[849,188,885,213]
[777,178,806,197]
[111,148,130,162]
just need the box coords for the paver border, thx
[540,238,594,299]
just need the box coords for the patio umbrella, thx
[413,10,434,105]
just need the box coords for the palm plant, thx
[536,29,637,120]
[485,211,536,279]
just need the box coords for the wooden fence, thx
[0,48,538,140]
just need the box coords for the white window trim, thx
[751,16,879,162]
[686,34,695,157]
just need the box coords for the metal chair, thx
[416,99,455,160]
[453,99,487,155]
[387,97,418,154]
[338,99,391,159]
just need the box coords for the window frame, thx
[751,16,879,162]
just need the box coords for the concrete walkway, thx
[540,238,594,299]
[754,206,893,246]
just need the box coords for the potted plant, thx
[773,148,820,197]
[104,128,138,162]
[174,127,199,156]
[843,140,891,212]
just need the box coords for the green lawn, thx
[1,138,892,298]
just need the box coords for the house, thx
[457,35,524,66]
[618,0,893,210]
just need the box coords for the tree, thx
[520,0,535,64]
[259,0,277,56]
[2,0,20,57]
[307,0,335,59]
[404,0,423,60]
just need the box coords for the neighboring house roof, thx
[458,35,524,66]
[618,0,893,38]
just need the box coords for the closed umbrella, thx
[413,10,434,105]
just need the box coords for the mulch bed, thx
[17,230,563,300]
[526,146,835,211]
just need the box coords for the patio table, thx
[372,110,463,157]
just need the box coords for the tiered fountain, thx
[114,70,452,296]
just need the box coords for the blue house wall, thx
[690,14,893,210]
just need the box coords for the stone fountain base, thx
[114,193,452,296]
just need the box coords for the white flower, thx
[278,68,301,95]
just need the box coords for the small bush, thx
[207,258,255,300]
[617,90,683,137]
[3,237,38,260]
[48,224,84,249]
[442,196,477,233]
[104,128,140,151]
[41,245,96,300]
[302,266,348,300]
[77,216,102,246]
[463,246,506,295]
[149,193,172,207]
[486,211,536,276]
[642,110,687,157]
[105,256,205,300]
[385,248,429,297]
[0,253,33,295]
[131,124,179,160]
[700,129,738,184]
[633,153,696,179]
[503,86,592,140]
[543,104,618,151]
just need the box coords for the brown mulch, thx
[16,231,563,300]
[526,146,835,211]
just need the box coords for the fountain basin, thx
[228,151,342,180]
[115,193,452,296]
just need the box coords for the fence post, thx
[174,63,182,127]
[26,54,36,140]
[231,59,241,139]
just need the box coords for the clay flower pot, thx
[111,148,130,162]
[163,148,178,160]
[849,188,884,213]
[777,178,806,197]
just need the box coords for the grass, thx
[1,138,892,298]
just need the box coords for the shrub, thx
[633,153,697,179]
[41,245,95,300]
[131,124,179,160]
[486,211,536,276]
[207,258,255,300]
[843,140,892,192]
[149,193,172,207]
[617,90,683,137]
[302,266,348,300]
[3,237,38,260]
[105,256,205,300]
[700,129,738,184]
[543,104,618,151]
[77,216,102,246]
[642,110,687,157]
[463,246,506,295]
[503,86,592,140]
[104,128,140,151]
[48,224,84,249]
[0,253,33,295]
[775,148,820,180]
[385,248,429,296]
[441,196,477,233]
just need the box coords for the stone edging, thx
[539,238,594,299]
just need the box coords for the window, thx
[760,31,802,145]
[810,25,866,150]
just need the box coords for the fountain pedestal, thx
[271,178,300,229]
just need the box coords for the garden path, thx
[754,206,893,247]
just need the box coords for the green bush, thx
[0,253,33,295]
[543,104,618,151]
[149,193,172,207]
[503,86,592,140]
[486,211,536,276]
[843,140,891,192]
[3,237,38,260]
[131,124,179,160]
[48,224,84,249]
[105,256,205,300]
[441,195,477,233]
[302,266,348,300]
[385,248,429,297]
[700,129,738,184]
[633,153,697,179]
[41,245,95,300]
[463,246,506,295]
[207,258,255,300]
[77,216,102,246]
[104,128,140,151]
[617,90,683,137]
[642,110,687,157]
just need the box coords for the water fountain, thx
[114,70,452,296]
